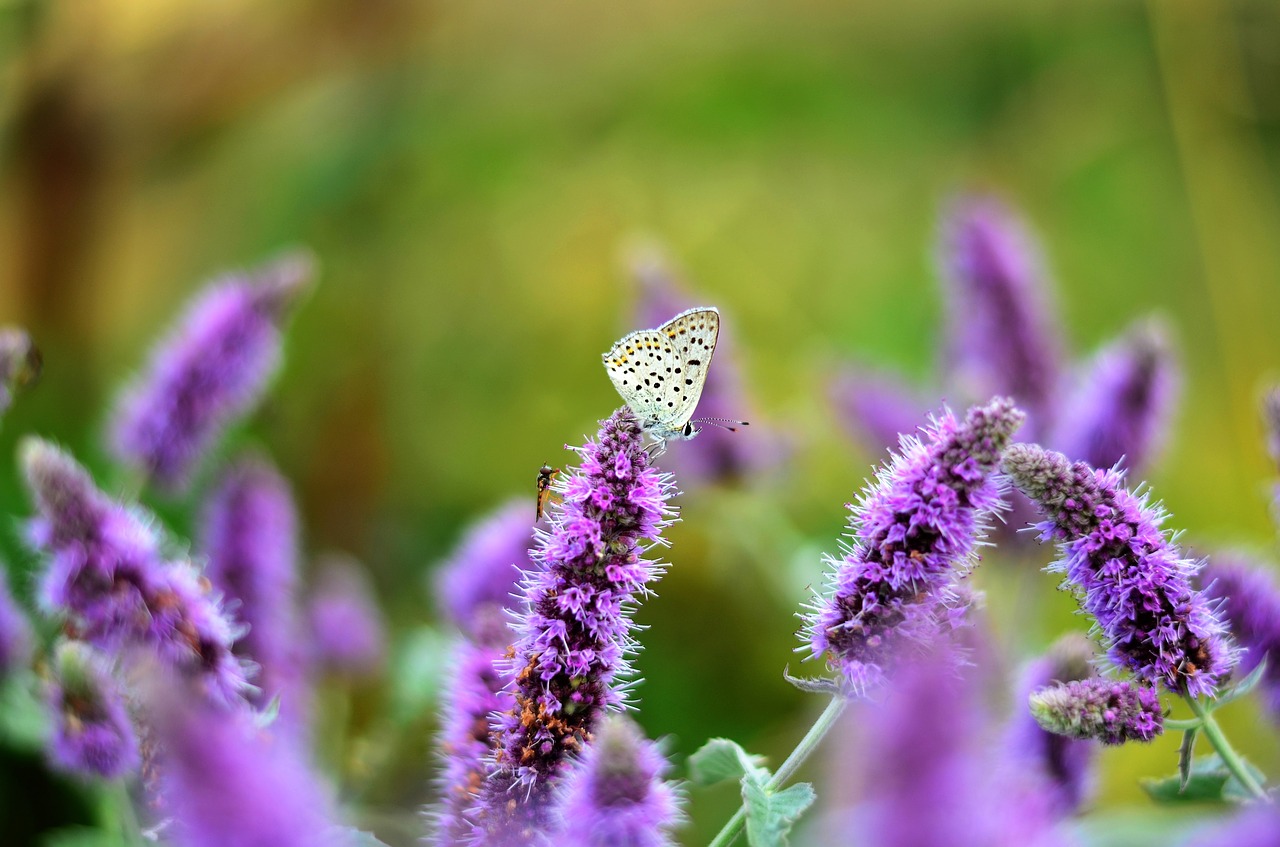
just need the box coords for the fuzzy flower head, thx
[938,195,1061,435]
[1201,554,1280,718]
[1004,444,1234,697]
[201,455,302,711]
[0,325,41,420]
[1029,678,1163,745]
[1004,633,1099,816]
[434,499,532,645]
[0,564,33,675]
[21,438,250,702]
[556,715,682,847]
[145,669,344,847]
[1052,317,1178,475]
[110,251,314,492]
[471,406,676,841]
[46,640,140,780]
[804,397,1024,694]
[306,555,386,678]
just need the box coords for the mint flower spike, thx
[938,196,1061,436]
[428,501,529,846]
[1051,317,1179,476]
[470,407,677,843]
[0,325,41,421]
[109,250,314,492]
[803,397,1025,694]
[1003,443,1234,697]
[21,438,251,703]
[46,640,140,781]
[201,455,303,716]
[1029,677,1163,745]
[555,715,683,847]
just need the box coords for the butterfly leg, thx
[645,439,668,460]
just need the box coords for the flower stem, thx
[707,695,848,847]
[1184,694,1270,802]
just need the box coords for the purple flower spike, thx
[1005,634,1098,815]
[804,397,1024,694]
[1201,554,1280,718]
[1003,444,1234,697]
[828,367,927,454]
[430,502,529,845]
[0,326,41,420]
[202,456,303,713]
[46,641,140,780]
[21,438,250,703]
[630,248,774,484]
[434,499,533,644]
[0,564,33,675]
[938,196,1061,436]
[306,555,386,678]
[555,715,682,847]
[110,251,314,492]
[1052,318,1178,475]
[146,672,343,847]
[470,407,676,842]
[1029,677,1163,745]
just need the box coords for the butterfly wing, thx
[602,307,719,436]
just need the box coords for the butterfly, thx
[535,463,560,522]
[602,306,746,452]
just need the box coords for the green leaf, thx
[688,738,765,787]
[1215,658,1269,708]
[1222,757,1268,804]
[742,771,816,847]
[40,828,126,847]
[0,673,50,750]
[1141,754,1267,805]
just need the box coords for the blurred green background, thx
[2,0,1280,843]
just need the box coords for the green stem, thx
[707,695,848,847]
[111,781,145,846]
[1184,695,1270,802]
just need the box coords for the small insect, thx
[602,306,746,453]
[535,463,560,522]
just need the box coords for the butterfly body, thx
[602,307,728,448]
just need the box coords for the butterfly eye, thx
[682,421,696,438]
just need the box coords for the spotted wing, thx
[602,307,720,433]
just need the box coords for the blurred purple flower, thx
[434,498,531,644]
[1004,634,1097,815]
[470,407,676,843]
[1004,444,1234,697]
[803,397,1024,694]
[430,501,529,845]
[1029,678,1162,745]
[0,564,33,675]
[110,251,314,492]
[147,671,343,847]
[828,367,927,455]
[201,455,304,715]
[555,715,682,847]
[630,248,775,484]
[0,326,41,420]
[306,555,386,678]
[46,641,139,780]
[1051,318,1178,475]
[21,438,250,702]
[938,195,1062,436]
[1201,553,1280,718]
[1184,805,1280,847]
[856,644,1066,847]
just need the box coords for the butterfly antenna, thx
[692,416,750,433]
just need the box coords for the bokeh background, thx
[2,0,1280,844]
